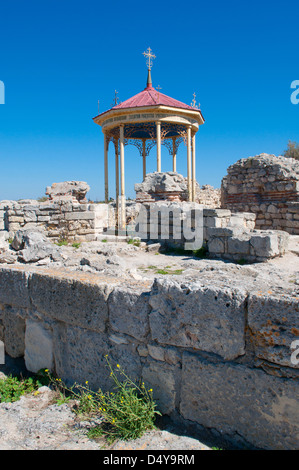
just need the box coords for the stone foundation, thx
[0,265,298,450]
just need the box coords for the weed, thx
[43,358,161,443]
[0,374,47,403]
[155,268,183,275]
[127,238,141,247]
[72,242,81,249]
[55,238,68,246]
[192,246,208,258]
[101,239,107,243]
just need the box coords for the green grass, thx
[155,268,184,275]
[72,242,81,249]
[55,239,68,246]
[127,238,141,247]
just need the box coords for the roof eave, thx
[93,104,204,126]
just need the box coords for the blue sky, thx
[0,0,298,201]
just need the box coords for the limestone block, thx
[2,306,26,357]
[149,278,246,360]
[8,216,24,223]
[148,344,165,362]
[65,211,95,221]
[29,273,111,332]
[53,323,141,391]
[0,267,30,308]
[207,226,245,238]
[37,215,51,222]
[208,237,225,254]
[25,319,54,373]
[249,232,280,258]
[180,352,299,450]
[248,293,299,368]
[24,211,37,223]
[204,216,222,228]
[142,359,178,415]
[108,287,151,341]
[8,223,22,232]
[227,235,251,255]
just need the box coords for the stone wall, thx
[221,154,299,235]
[0,199,109,242]
[133,202,289,262]
[0,265,298,449]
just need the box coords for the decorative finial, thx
[112,90,119,107]
[191,92,199,109]
[143,47,156,88]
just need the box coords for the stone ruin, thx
[135,172,220,207]
[45,181,90,202]
[1,166,299,450]
[221,153,299,235]
[0,169,293,264]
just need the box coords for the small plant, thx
[192,246,208,259]
[36,196,48,203]
[87,357,161,442]
[43,358,161,443]
[72,242,81,249]
[55,238,68,246]
[8,238,13,244]
[101,239,107,243]
[127,238,141,247]
[0,374,47,403]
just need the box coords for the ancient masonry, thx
[221,153,299,235]
[0,265,298,450]
[0,167,298,449]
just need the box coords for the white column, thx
[114,138,119,225]
[119,125,125,231]
[187,126,192,201]
[156,121,161,172]
[192,133,196,202]
[172,137,177,172]
[104,132,109,203]
[142,139,146,181]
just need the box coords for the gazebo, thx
[93,48,205,229]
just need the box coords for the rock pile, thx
[45,181,90,202]
[135,172,220,208]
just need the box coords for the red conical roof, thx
[111,85,198,112]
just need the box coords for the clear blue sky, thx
[0,0,298,201]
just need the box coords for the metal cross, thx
[191,92,197,108]
[113,90,119,106]
[143,47,156,70]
